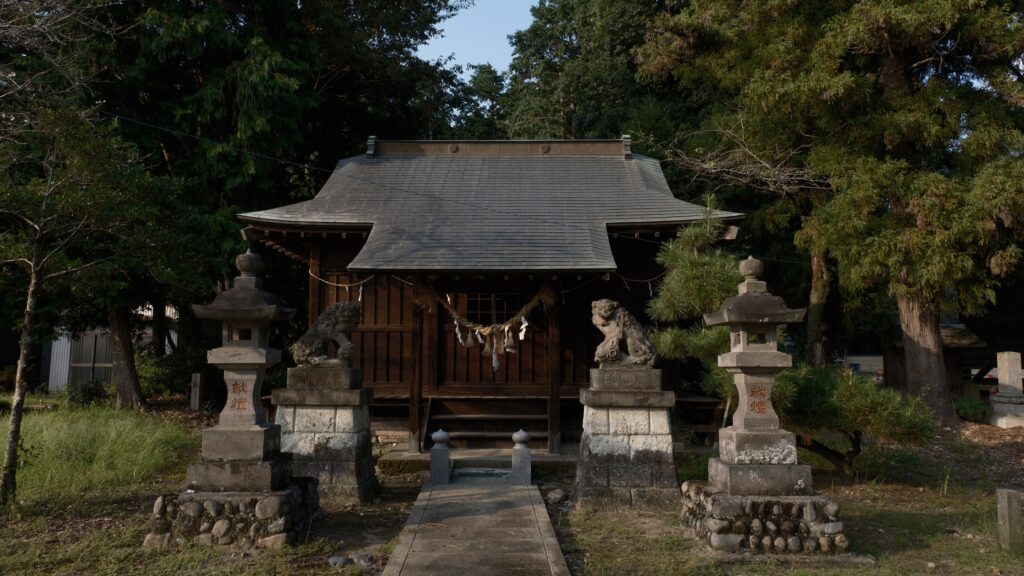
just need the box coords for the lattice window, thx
[464,293,531,326]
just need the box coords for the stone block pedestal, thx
[574,369,679,508]
[272,366,376,502]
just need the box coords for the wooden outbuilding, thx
[240,137,737,452]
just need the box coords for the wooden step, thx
[432,414,547,421]
[446,431,549,439]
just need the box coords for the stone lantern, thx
[702,256,810,494]
[189,249,296,491]
[144,248,318,550]
[679,257,850,556]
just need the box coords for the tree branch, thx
[43,257,111,280]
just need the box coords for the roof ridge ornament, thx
[622,134,632,159]
[366,135,376,158]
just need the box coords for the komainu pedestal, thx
[680,257,849,555]
[575,300,679,508]
[272,302,376,502]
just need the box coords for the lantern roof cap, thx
[703,257,806,327]
[192,249,295,322]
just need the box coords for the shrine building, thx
[239,137,738,453]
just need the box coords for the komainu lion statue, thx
[591,299,656,367]
[291,302,361,367]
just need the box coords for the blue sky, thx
[417,1,537,76]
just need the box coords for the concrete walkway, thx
[382,470,571,576]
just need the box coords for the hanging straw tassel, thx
[491,336,500,372]
[454,320,464,345]
[504,325,516,353]
[519,317,529,340]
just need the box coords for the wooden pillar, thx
[424,304,439,397]
[308,245,321,323]
[547,293,562,453]
[409,307,423,452]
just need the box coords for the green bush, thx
[135,347,203,398]
[780,366,937,474]
[703,366,937,474]
[65,379,109,407]
[15,406,197,504]
[954,397,989,423]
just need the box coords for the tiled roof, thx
[238,139,741,272]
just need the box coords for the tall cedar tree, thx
[89,1,470,365]
[505,0,670,139]
[640,1,1024,426]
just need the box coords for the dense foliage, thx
[780,366,937,474]
[0,0,472,503]
[638,1,1024,425]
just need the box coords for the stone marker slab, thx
[997,488,1023,551]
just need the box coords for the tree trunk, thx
[2,270,39,504]
[896,294,957,427]
[806,247,830,367]
[150,292,167,357]
[109,305,145,410]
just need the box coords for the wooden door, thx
[434,293,550,396]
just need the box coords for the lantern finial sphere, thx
[739,256,763,280]
[235,249,263,277]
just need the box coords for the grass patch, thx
[676,452,711,481]
[12,405,197,506]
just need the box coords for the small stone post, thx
[189,373,203,411]
[430,430,452,485]
[511,430,531,486]
[997,488,1023,551]
[990,352,1024,428]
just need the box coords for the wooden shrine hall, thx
[240,137,737,453]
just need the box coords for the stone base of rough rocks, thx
[680,481,849,555]
[276,404,376,503]
[143,477,319,550]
